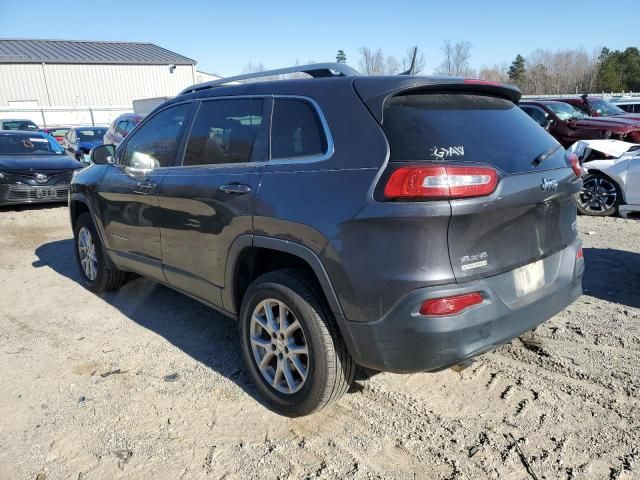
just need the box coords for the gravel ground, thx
[0,205,639,480]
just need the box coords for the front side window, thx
[116,120,129,136]
[121,103,190,170]
[271,99,327,160]
[183,98,264,166]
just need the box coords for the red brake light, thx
[384,166,499,200]
[576,247,584,260]
[566,152,582,177]
[420,293,484,316]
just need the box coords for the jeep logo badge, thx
[540,178,558,192]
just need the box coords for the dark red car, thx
[519,100,640,147]
[550,95,640,124]
[40,126,71,144]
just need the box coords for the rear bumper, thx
[339,240,584,373]
[0,184,69,206]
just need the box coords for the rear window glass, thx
[271,99,327,160]
[382,93,566,174]
[2,120,39,131]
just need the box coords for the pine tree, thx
[508,54,526,85]
[336,50,347,64]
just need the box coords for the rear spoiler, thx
[353,76,521,124]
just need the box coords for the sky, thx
[0,0,637,77]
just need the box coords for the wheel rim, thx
[578,176,617,213]
[77,226,98,281]
[249,299,309,394]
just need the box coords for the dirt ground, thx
[0,205,639,480]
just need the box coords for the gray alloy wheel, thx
[578,174,620,216]
[249,298,309,394]
[77,226,98,281]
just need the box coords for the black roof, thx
[0,39,195,65]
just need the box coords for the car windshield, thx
[2,120,39,131]
[0,133,65,155]
[50,128,69,137]
[545,102,586,121]
[589,99,627,116]
[76,128,107,141]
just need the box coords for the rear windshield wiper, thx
[531,144,562,167]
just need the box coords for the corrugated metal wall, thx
[0,63,196,106]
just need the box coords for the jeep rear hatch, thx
[364,81,581,282]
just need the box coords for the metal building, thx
[0,39,203,107]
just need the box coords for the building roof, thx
[0,39,196,65]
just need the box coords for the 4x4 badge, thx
[541,178,558,192]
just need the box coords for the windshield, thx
[49,128,69,137]
[76,128,107,141]
[545,102,586,121]
[2,120,39,131]
[0,133,65,155]
[589,99,627,116]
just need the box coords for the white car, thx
[568,139,640,218]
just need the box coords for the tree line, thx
[241,43,640,94]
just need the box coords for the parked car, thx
[40,126,71,144]
[0,119,39,131]
[70,64,584,416]
[0,131,82,206]
[62,126,107,165]
[611,97,640,114]
[568,139,640,217]
[519,100,640,147]
[549,96,640,129]
[103,113,144,149]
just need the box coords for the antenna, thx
[400,47,418,75]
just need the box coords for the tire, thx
[239,269,355,416]
[73,212,125,293]
[577,173,622,217]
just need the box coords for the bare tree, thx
[478,63,509,83]
[386,55,401,75]
[435,40,473,76]
[521,48,599,95]
[359,47,386,75]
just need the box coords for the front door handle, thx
[219,183,251,195]
[134,180,156,194]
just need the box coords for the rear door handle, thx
[219,184,251,195]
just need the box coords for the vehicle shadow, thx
[33,239,273,409]
[583,247,640,309]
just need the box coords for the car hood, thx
[570,117,639,132]
[0,154,82,171]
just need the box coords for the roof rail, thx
[179,62,361,95]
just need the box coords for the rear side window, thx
[382,93,566,174]
[184,98,264,166]
[271,99,327,160]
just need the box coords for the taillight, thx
[576,247,584,260]
[566,152,582,177]
[419,292,484,316]
[384,166,499,200]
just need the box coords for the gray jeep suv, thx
[69,63,584,416]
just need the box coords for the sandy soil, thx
[0,204,639,480]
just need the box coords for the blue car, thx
[62,126,107,165]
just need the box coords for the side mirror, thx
[90,144,115,165]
